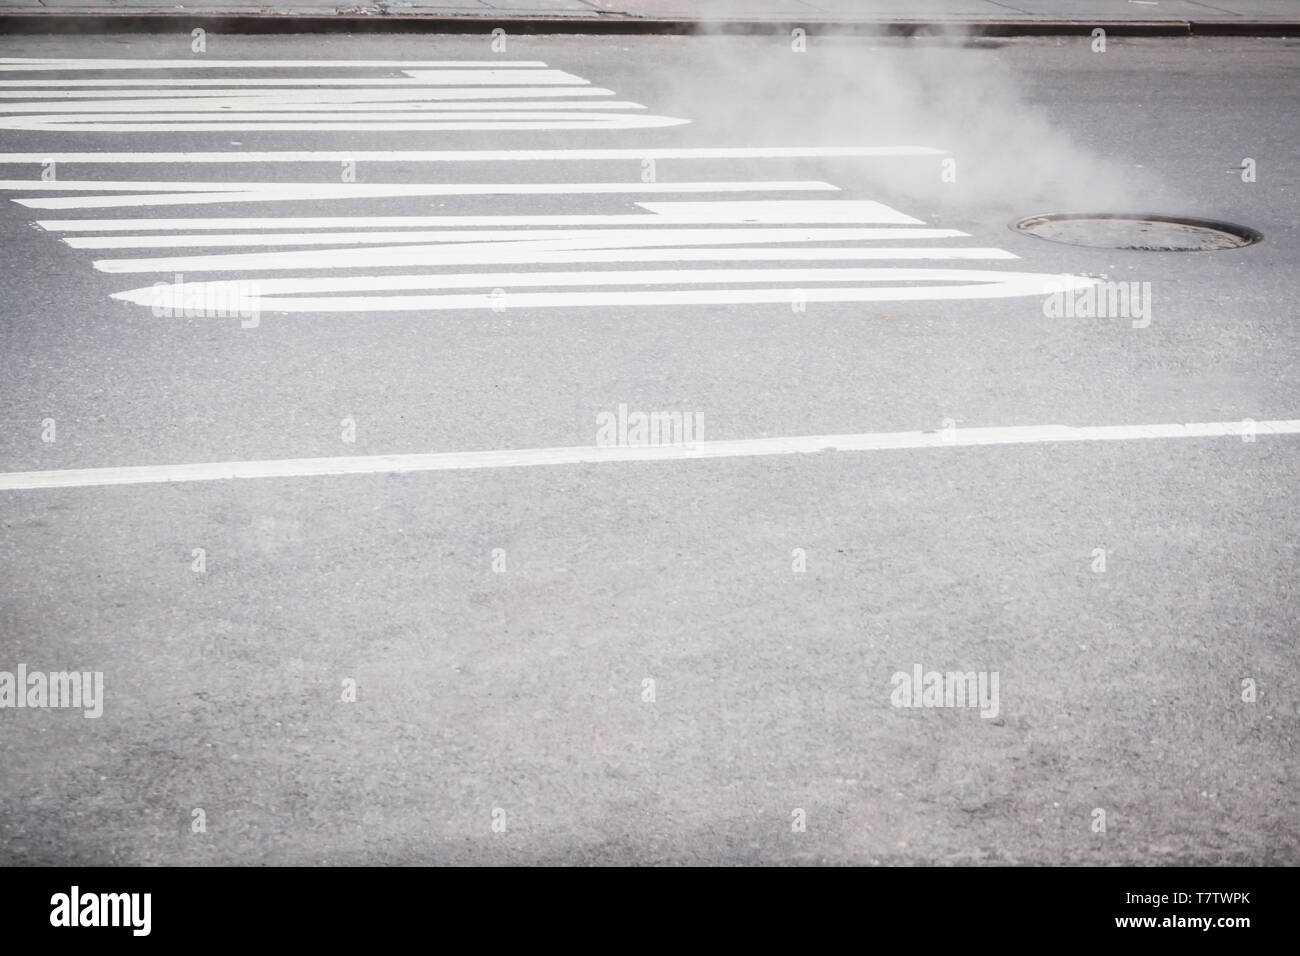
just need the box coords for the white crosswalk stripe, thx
[12,180,839,210]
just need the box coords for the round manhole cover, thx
[1013,214,1261,251]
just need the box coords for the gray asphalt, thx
[0,31,1297,865]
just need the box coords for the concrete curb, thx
[1,14,1299,38]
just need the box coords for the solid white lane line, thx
[0,67,572,83]
[0,146,945,164]
[16,179,818,194]
[19,180,838,211]
[0,87,615,101]
[67,227,966,250]
[0,68,593,86]
[1,420,1293,492]
[114,268,1095,310]
[0,100,647,114]
[93,246,1015,274]
[0,59,550,70]
[6,109,655,124]
[401,69,589,85]
[1,117,687,133]
[1,180,259,192]
[116,277,1089,310]
[0,79,575,89]
[108,266,1028,295]
[34,202,927,232]
[634,200,924,223]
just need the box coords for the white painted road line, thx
[67,227,966,250]
[397,69,590,85]
[1,421,1293,492]
[110,270,1092,310]
[635,200,925,223]
[9,179,833,195]
[0,147,945,164]
[0,59,550,69]
[0,78,577,89]
[1,116,688,133]
[0,100,649,114]
[18,180,835,211]
[0,87,617,101]
[39,201,928,234]
[95,246,1017,274]
[108,266,1034,296]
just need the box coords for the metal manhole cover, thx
[1013,213,1261,251]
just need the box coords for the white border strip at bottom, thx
[1,419,1295,492]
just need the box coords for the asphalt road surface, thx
[0,30,1296,865]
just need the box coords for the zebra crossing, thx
[0,55,1099,319]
